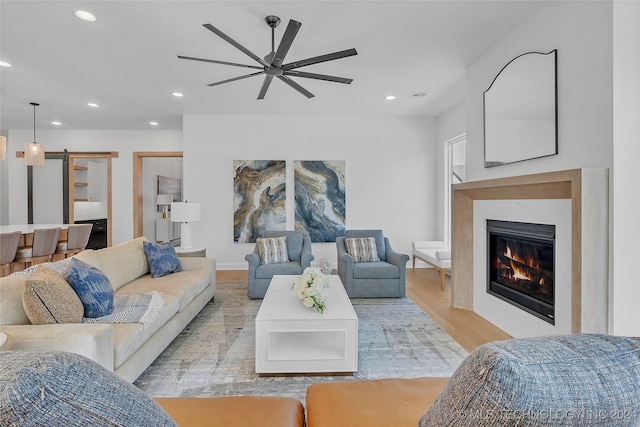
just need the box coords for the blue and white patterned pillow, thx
[256,236,289,264]
[345,237,380,262]
[65,258,114,318]
[143,241,182,278]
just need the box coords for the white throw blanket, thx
[81,291,165,330]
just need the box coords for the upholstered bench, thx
[305,377,449,427]
[155,396,304,427]
[412,241,451,290]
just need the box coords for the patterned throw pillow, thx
[256,236,289,264]
[65,258,114,318]
[22,266,84,324]
[345,237,380,262]
[143,241,182,278]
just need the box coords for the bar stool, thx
[12,227,61,271]
[0,231,21,277]
[55,223,93,258]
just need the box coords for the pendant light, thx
[24,102,45,167]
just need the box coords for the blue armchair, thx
[245,230,314,299]
[336,230,410,298]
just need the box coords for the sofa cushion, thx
[256,236,289,264]
[65,258,114,318]
[93,237,149,291]
[143,241,181,278]
[0,350,177,426]
[0,274,30,325]
[306,377,448,427]
[345,237,380,262]
[73,249,101,270]
[419,334,640,426]
[22,266,84,324]
[352,261,399,279]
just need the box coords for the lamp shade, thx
[171,202,201,223]
[156,194,173,206]
[24,142,45,166]
[0,136,6,161]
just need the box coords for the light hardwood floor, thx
[217,268,511,353]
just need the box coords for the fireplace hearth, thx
[487,220,555,324]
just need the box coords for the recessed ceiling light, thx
[0,61,12,68]
[171,92,184,97]
[385,95,396,101]
[75,10,97,22]
[149,121,159,126]
[51,121,62,126]
[87,102,99,108]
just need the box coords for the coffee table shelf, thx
[255,275,358,374]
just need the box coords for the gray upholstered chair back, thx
[262,230,305,262]
[64,224,93,250]
[31,227,61,257]
[344,229,386,261]
[0,231,21,265]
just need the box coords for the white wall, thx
[465,1,613,182]
[611,1,640,335]
[3,129,182,244]
[183,114,438,269]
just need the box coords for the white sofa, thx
[0,237,216,383]
[412,241,451,291]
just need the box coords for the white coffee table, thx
[255,274,358,375]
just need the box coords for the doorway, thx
[132,152,183,240]
[443,134,466,249]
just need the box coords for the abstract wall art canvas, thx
[294,160,346,242]
[233,160,286,243]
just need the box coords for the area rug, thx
[134,281,468,402]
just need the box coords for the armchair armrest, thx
[385,238,410,268]
[412,241,445,250]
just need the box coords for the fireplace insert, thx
[487,220,555,324]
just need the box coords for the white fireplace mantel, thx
[451,168,609,334]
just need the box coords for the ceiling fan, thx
[178,15,357,99]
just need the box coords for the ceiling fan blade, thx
[283,70,353,84]
[272,19,301,67]
[203,23,270,67]
[178,55,263,70]
[207,71,264,87]
[257,75,274,100]
[281,48,358,71]
[276,75,314,98]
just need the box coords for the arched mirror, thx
[484,50,557,167]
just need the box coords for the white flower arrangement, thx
[293,267,330,313]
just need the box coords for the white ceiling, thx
[0,1,544,131]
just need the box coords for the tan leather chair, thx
[0,231,21,277]
[55,223,93,258]
[12,227,61,271]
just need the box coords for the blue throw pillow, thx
[65,258,114,318]
[143,241,182,278]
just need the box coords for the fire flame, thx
[503,244,542,284]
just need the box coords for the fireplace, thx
[487,220,555,324]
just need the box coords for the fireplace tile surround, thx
[451,169,609,335]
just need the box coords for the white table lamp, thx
[171,201,201,250]
[156,194,173,218]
